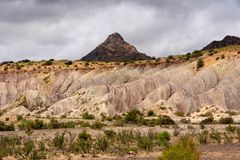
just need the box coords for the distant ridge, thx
[81,32,151,62]
[202,35,240,50]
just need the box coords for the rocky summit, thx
[81,32,152,61]
[202,35,240,50]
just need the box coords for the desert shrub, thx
[196,59,204,69]
[48,119,60,129]
[145,119,159,127]
[82,111,95,120]
[223,132,234,144]
[208,52,214,56]
[104,130,116,139]
[175,111,185,117]
[74,131,93,154]
[225,111,238,116]
[16,63,22,70]
[0,121,15,131]
[200,116,214,124]
[221,54,225,59]
[17,115,23,121]
[0,136,21,159]
[18,59,31,63]
[90,121,105,130]
[95,136,109,152]
[3,66,8,71]
[199,123,205,129]
[80,121,91,128]
[173,125,181,136]
[225,125,237,133]
[160,134,199,160]
[112,119,124,127]
[156,131,171,147]
[158,115,175,125]
[18,119,46,131]
[123,109,143,124]
[236,127,240,142]
[197,130,209,144]
[147,110,155,116]
[116,130,135,145]
[16,140,46,160]
[65,61,73,65]
[219,117,234,124]
[137,136,153,151]
[180,118,191,124]
[209,128,221,144]
[44,60,53,66]
[200,111,213,117]
[53,132,65,149]
[59,121,76,128]
[191,50,203,58]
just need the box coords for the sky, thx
[0,0,240,62]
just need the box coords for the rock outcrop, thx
[81,33,151,61]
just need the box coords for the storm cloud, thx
[0,0,239,61]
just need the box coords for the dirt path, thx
[199,144,240,160]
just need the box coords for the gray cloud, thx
[0,0,239,61]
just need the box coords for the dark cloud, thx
[0,0,239,61]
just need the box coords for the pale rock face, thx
[0,106,31,121]
[2,57,240,120]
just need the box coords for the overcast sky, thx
[0,0,240,62]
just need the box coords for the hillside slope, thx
[1,45,240,122]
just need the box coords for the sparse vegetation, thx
[82,111,95,120]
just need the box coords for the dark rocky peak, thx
[81,32,151,62]
[222,35,240,43]
[202,35,240,50]
[104,32,124,43]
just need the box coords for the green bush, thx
[223,132,234,144]
[90,121,105,130]
[137,136,153,151]
[191,50,203,58]
[197,130,209,144]
[44,60,53,65]
[158,115,175,125]
[236,127,240,142]
[53,132,65,149]
[209,128,221,144]
[65,61,73,65]
[0,121,15,131]
[200,116,214,124]
[219,117,234,124]
[156,131,171,147]
[147,110,156,116]
[82,111,95,120]
[95,136,109,152]
[104,130,116,139]
[18,119,47,131]
[123,109,143,124]
[225,125,237,133]
[175,111,185,117]
[160,134,199,160]
[74,131,93,154]
[196,59,204,69]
